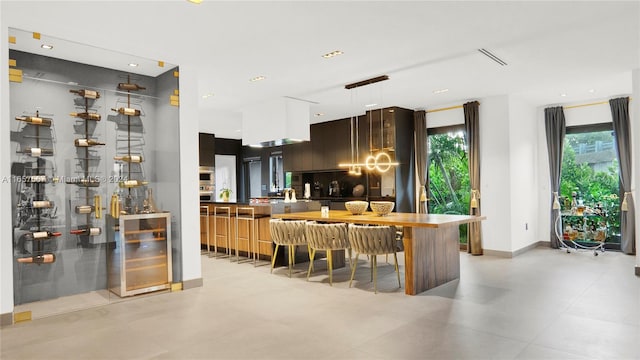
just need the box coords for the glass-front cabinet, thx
[107,213,172,297]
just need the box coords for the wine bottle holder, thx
[12,110,60,263]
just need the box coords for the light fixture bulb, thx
[41,44,53,50]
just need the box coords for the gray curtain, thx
[464,101,482,255]
[414,110,428,213]
[544,106,566,249]
[609,97,636,255]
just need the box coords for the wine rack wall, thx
[67,89,104,245]
[13,111,60,265]
[9,47,180,306]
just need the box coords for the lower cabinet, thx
[108,212,172,297]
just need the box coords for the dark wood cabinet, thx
[199,133,215,167]
[283,141,312,172]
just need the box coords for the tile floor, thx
[1,247,639,359]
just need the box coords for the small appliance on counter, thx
[329,180,340,197]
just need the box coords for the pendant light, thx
[339,74,397,173]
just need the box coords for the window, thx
[560,123,620,247]
[427,125,470,244]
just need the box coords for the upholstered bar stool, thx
[269,219,310,277]
[306,222,350,285]
[235,207,255,263]
[213,206,231,259]
[348,223,401,294]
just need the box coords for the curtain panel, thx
[609,97,636,255]
[464,101,482,255]
[544,106,566,249]
[414,110,428,213]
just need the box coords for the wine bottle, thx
[15,116,52,126]
[110,193,120,219]
[75,205,95,214]
[31,231,62,239]
[113,155,143,163]
[117,83,146,91]
[119,179,148,188]
[70,112,101,121]
[74,138,106,147]
[111,107,141,116]
[25,175,48,183]
[69,89,100,99]
[70,227,101,236]
[17,253,55,264]
[17,147,53,157]
[94,195,103,219]
[65,178,100,187]
[26,200,54,209]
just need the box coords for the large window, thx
[560,123,621,247]
[427,126,470,244]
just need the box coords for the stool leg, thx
[373,256,378,294]
[394,251,401,288]
[270,244,280,273]
[288,245,293,278]
[349,253,360,288]
[307,249,316,280]
[307,244,314,273]
[328,250,333,286]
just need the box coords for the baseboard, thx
[483,241,550,258]
[0,312,13,327]
[635,266,640,277]
[182,277,203,290]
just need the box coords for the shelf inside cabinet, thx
[123,227,166,235]
[125,237,167,244]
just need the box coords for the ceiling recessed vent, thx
[478,48,507,66]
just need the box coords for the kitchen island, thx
[272,210,485,295]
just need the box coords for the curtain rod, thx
[563,98,632,110]
[426,105,463,113]
[425,102,481,114]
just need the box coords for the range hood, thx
[241,97,311,147]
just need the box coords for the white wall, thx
[508,96,539,251]
[633,69,640,271]
[1,13,15,317]
[479,95,512,253]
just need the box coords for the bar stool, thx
[306,222,350,286]
[235,207,255,263]
[253,214,273,267]
[213,206,231,258]
[348,223,402,294]
[200,205,210,256]
[269,219,310,277]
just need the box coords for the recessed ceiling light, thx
[588,89,595,93]
[41,44,53,50]
[128,63,139,67]
[322,50,343,59]
[433,88,449,94]
[560,93,567,97]
[315,113,324,117]
[187,0,202,3]
[365,103,378,108]
[249,76,266,82]
[67,81,78,85]
[202,93,214,99]
[235,129,241,132]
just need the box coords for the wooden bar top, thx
[272,210,485,228]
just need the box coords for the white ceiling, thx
[5,1,639,139]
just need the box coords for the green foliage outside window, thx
[560,131,620,239]
[427,132,470,244]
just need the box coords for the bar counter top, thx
[272,210,485,228]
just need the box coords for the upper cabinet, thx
[199,133,215,167]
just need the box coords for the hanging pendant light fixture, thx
[339,74,397,173]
